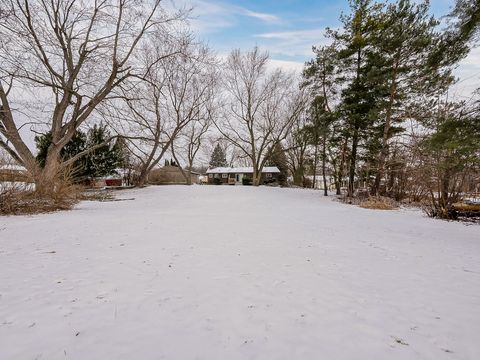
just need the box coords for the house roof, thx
[206,166,280,174]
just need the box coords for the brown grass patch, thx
[79,189,115,202]
[0,166,85,215]
[359,196,398,210]
[0,184,80,215]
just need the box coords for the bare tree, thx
[215,47,306,186]
[171,114,212,184]
[285,112,309,186]
[110,39,217,186]
[0,0,187,193]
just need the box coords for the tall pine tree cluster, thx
[295,0,479,218]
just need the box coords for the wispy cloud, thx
[254,28,330,58]
[178,0,281,34]
[181,0,237,34]
[268,59,305,73]
[240,9,281,24]
[255,28,328,41]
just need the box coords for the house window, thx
[266,173,272,178]
[222,173,228,178]
[208,174,213,178]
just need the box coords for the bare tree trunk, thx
[170,143,189,184]
[137,167,149,188]
[372,57,399,196]
[252,168,261,186]
[348,127,359,197]
[312,143,319,189]
[322,136,328,196]
[35,156,62,195]
[440,167,451,216]
[336,138,348,195]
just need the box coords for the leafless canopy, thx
[0,0,187,188]
[215,47,306,185]
[105,37,218,186]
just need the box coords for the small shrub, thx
[0,168,81,215]
[302,177,312,188]
[213,177,222,185]
[0,185,79,215]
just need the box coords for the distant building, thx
[148,165,201,185]
[206,166,280,185]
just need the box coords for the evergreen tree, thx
[209,144,227,168]
[331,0,385,197]
[36,124,121,182]
[303,45,340,195]
[84,124,121,178]
[369,0,451,195]
[430,0,480,67]
[35,130,87,177]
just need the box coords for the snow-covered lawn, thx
[1,186,479,360]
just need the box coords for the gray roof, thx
[206,166,280,174]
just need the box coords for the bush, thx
[302,177,312,188]
[359,196,397,210]
[213,177,222,185]
[0,167,83,215]
[0,183,80,215]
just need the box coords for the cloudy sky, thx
[181,0,479,98]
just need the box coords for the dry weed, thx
[0,186,79,215]
[0,166,82,215]
[359,196,398,210]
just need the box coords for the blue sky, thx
[181,0,478,97]
[184,0,454,65]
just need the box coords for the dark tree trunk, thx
[348,126,359,197]
[322,135,328,196]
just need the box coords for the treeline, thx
[288,0,480,218]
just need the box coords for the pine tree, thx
[303,45,340,195]
[35,130,87,179]
[84,124,121,178]
[430,0,480,67]
[331,0,385,197]
[369,0,450,195]
[209,144,227,168]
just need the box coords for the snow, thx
[0,186,479,360]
